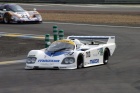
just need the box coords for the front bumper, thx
[25,64,77,70]
[11,18,42,23]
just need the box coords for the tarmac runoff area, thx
[0,33,48,64]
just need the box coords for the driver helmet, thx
[73,39,83,49]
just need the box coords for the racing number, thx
[86,51,90,57]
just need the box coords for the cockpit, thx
[47,39,75,52]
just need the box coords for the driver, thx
[73,39,84,49]
[73,39,90,50]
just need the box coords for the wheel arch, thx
[3,12,12,22]
[104,47,110,56]
[3,12,11,17]
[77,53,84,62]
[103,47,110,64]
[77,53,84,68]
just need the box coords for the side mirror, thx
[33,8,36,11]
[3,9,6,11]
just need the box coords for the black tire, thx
[3,14,10,24]
[103,49,110,64]
[38,21,42,24]
[77,54,84,69]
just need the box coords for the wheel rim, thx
[78,62,83,68]
[104,59,108,64]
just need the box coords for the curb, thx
[0,32,53,40]
[0,59,26,65]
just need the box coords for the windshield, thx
[47,40,75,52]
[7,4,25,12]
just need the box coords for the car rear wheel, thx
[103,49,110,64]
[3,15,9,24]
[77,54,84,69]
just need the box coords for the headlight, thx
[26,57,37,64]
[34,14,42,19]
[62,57,75,64]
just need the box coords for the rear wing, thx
[67,36,115,44]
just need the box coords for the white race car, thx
[25,36,116,69]
[0,4,42,23]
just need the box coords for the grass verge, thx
[39,10,140,26]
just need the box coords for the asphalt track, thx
[0,4,140,93]
[18,3,140,12]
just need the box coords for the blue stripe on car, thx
[45,51,68,56]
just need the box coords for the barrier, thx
[45,25,64,48]
[45,34,50,48]
[59,30,64,40]
[53,25,58,41]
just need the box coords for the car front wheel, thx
[77,54,84,69]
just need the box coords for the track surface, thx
[0,22,140,93]
[0,4,140,93]
[18,3,140,12]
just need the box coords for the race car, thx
[0,4,42,23]
[25,36,116,70]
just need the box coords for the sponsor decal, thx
[86,51,90,57]
[38,59,60,62]
[90,59,99,64]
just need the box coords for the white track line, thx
[43,22,140,29]
[0,59,26,65]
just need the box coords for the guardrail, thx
[0,0,140,4]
